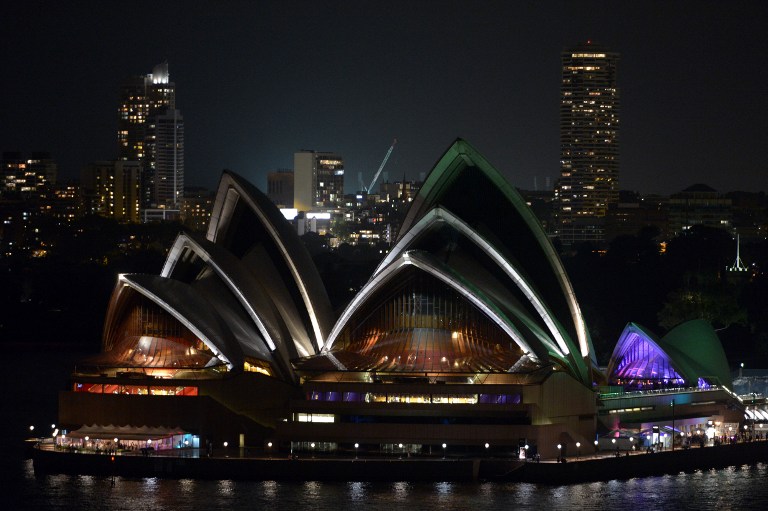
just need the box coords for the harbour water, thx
[5,457,768,510]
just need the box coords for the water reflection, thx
[10,462,768,511]
[217,479,234,496]
[303,480,322,502]
[178,478,196,494]
[348,481,368,501]
[261,480,278,500]
[392,481,410,501]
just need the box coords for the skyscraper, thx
[146,108,184,208]
[117,62,183,210]
[293,151,344,212]
[555,43,620,247]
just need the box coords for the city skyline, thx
[2,1,767,196]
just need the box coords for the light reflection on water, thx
[347,481,367,501]
[8,459,768,511]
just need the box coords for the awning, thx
[67,424,188,441]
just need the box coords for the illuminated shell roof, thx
[102,274,243,371]
[95,141,595,387]
[206,171,334,355]
[606,320,732,388]
[317,139,594,385]
[97,170,334,381]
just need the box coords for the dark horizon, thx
[2,1,767,195]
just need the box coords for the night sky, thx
[3,1,767,195]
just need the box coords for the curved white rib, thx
[378,207,571,357]
[118,274,234,370]
[208,177,327,352]
[325,252,540,363]
[162,233,277,351]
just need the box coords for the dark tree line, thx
[0,216,180,350]
[564,225,768,366]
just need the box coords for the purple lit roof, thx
[607,321,733,388]
[607,323,685,383]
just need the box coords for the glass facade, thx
[74,382,198,396]
[334,270,522,373]
[307,390,521,405]
[101,291,222,371]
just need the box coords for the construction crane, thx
[366,138,397,193]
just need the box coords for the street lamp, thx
[557,443,562,462]
[267,441,272,459]
[399,443,404,459]
[671,399,676,451]
[354,442,359,459]
[442,443,447,459]
[576,441,581,459]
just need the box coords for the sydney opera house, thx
[58,140,743,459]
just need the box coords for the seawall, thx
[31,441,768,484]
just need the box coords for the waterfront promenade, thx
[31,438,768,484]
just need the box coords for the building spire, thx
[728,234,748,272]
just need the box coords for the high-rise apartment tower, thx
[117,62,183,210]
[555,43,620,246]
[146,108,184,208]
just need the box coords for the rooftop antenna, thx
[728,234,748,272]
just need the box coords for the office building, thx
[2,151,57,198]
[556,43,620,246]
[294,151,344,212]
[80,160,141,223]
[666,184,732,237]
[180,187,215,233]
[267,169,294,208]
